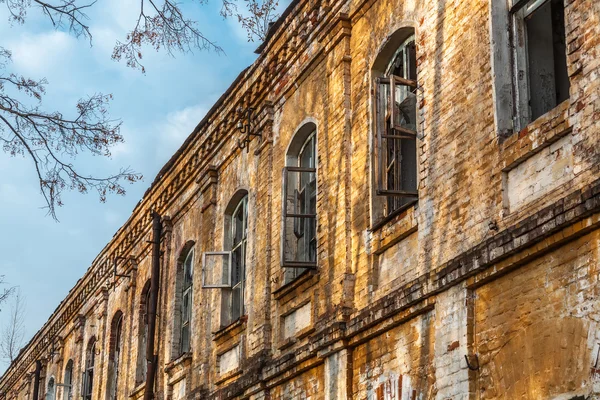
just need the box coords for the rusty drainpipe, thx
[143,212,162,400]
[32,360,41,400]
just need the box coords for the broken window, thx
[180,249,194,354]
[374,34,418,221]
[512,0,569,128]
[282,128,317,282]
[222,194,248,327]
[202,192,248,328]
[82,338,95,400]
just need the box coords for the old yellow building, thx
[1,0,599,398]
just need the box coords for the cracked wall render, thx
[474,230,600,399]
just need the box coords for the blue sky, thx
[0,0,274,373]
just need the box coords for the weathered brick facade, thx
[1,0,599,399]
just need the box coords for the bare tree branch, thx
[0,288,26,366]
[111,0,225,73]
[0,0,279,217]
[0,48,142,220]
[0,276,15,312]
[220,0,279,42]
[3,0,95,42]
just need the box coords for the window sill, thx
[273,269,319,300]
[278,326,315,351]
[501,99,571,170]
[213,316,247,342]
[129,382,146,398]
[369,202,418,255]
[165,352,192,374]
[370,200,418,233]
[499,99,574,226]
[215,367,243,385]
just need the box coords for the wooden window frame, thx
[280,131,319,276]
[282,167,318,269]
[373,34,419,221]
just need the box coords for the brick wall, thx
[474,230,600,399]
[1,0,599,398]
[352,312,435,399]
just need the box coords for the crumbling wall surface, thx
[1,0,600,397]
[353,312,436,400]
[269,364,325,400]
[474,230,600,399]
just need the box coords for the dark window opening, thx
[375,34,419,218]
[137,284,150,383]
[82,339,95,400]
[63,360,73,400]
[180,250,194,354]
[221,195,248,327]
[201,192,249,327]
[514,0,569,125]
[107,312,123,400]
[282,130,317,281]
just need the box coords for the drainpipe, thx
[32,360,41,400]
[144,212,162,400]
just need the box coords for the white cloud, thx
[7,31,75,76]
[155,105,208,160]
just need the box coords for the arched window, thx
[62,360,73,400]
[282,123,318,282]
[222,193,248,327]
[372,28,419,224]
[107,312,123,400]
[201,191,249,327]
[82,338,96,400]
[180,248,194,354]
[45,376,55,400]
[136,281,151,384]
